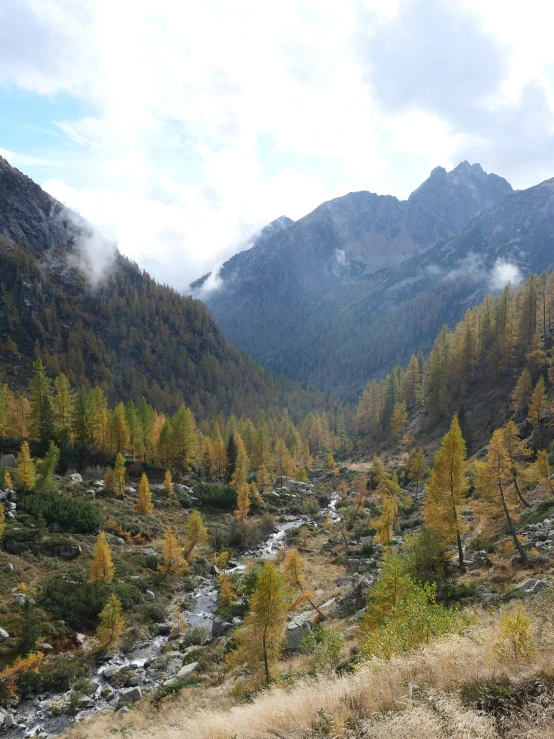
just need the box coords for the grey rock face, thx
[0,627,9,642]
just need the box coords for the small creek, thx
[5,494,340,738]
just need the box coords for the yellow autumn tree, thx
[391,401,408,439]
[229,561,288,684]
[89,531,115,584]
[16,441,35,491]
[159,526,189,578]
[528,376,547,427]
[96,594,124,649]
[424,415,468,570]
[231,435,249,491]
[218,572,236,607]
[371,496,396,549]
[327,452,335,470]
[536,449,554,495]
[512,367,532,414]
[136,473,153,514]
[184,510,207,558]
[4,470,13,490]
[234,483,250,526]
[283,548,326,619]
[113,453,126,497]
[474,428,528,564]
[163,469,175,497]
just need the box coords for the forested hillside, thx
[0,156,330,421]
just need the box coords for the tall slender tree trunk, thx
[455,527,465,572]
[512,470,530,508]
[262,635,270,684]
[498,475,528,564]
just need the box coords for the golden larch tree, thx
[136,472,154,515]
[474,428,528,564]
[536,450,554,495]
[89,531,115,584]
[184,510,207,558]
[283,548,326,619]
[159,526,189,578]
[528,376,547,427]
[501,421,532,507]
[113,453,126,497]
[229,561,288,684]
[218,572,236,607]
[512,367,532,413]
[234,483,250,526]
[16,441,35,491]
[424,415,468,570]
[163,469,174,497]
[96,594,124,649]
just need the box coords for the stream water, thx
[5,493,340,738]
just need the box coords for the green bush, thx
[19,492,102,533]
[193,483,237,510]
[16,654,89,696]
[40,579,108,628]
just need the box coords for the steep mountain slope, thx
[195,162,512,397]
[0,155,327,420]
[265,175,554,398]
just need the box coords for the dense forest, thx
[0,240,331,422]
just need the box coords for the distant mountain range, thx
[193,161,534,398]
[0,155,327,420]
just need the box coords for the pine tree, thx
[136,473,153,515]
[35,441,60,493]
[96,595,124,648]
[424,415,468,570]
[235,483,250,526]
[72,387,92,448]
[29,358,50,441]
[90,387,109,452]
[159,526,189,578]
[226,433,238,482]
[283,548,326,619]
[16,442,35,492]
[184,510,207,557]
[512,368,533,414]
[89,531,115,584]
[163,469,174,497]
[230,561,288,684]
[211,424,227,479]
[528,376,547,427]
[474,429,528,564]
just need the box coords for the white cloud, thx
[489,259,522,290]
[2,0,554,288]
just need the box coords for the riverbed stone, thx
[120,686,142,702]
[155,622,172,636]
[69,473,83,483]
[177,661,198,678]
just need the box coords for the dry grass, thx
[64,607,554,739]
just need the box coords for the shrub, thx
[301,624,344,672]
[492,604,537,663]
[19,492,102,533]
[40,578,108,629]
[193,483,237,510]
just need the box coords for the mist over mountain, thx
[194,162,517,397]
[0,155,327,420]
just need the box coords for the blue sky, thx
[2,0,554,290]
